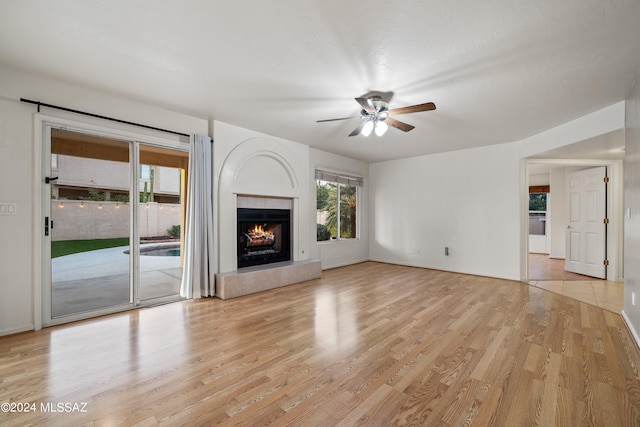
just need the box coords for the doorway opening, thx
[524,159,623,283]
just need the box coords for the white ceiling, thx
[1,1,639,163]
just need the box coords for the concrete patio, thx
[52,243,183,317]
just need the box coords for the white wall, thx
[0,66,208,336]
[369,143,521,280]
[529,173,550,186]
[549,166,567,258]
[309,148,369,269]
[0,97,35,335]
[623,74,640,343]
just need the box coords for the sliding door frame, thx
[34,113,189,329]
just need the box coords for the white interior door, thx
[564,166,606,278]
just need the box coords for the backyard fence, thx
[51,200,181,241]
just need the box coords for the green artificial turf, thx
[51,238,130,258]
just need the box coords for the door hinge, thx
[604,218,609,224]
[604,259,609,266]
[604,177,610,183]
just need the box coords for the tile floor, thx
[529,279,623,313]
[528,253,623,313]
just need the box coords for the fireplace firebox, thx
[237,208,291,268]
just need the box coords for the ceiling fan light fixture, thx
[361,120,374,137]
[317,96,435,136]
[375,120,388,136]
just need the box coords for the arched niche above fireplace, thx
[217,136,309,274]
[234,152,296,192]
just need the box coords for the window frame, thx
[315,170,362,242]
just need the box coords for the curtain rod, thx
[20,98,190,138]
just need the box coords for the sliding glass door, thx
[49,130,133,318]
[43,126,188,325]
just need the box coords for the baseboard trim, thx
[0,323,35,337]
[622,310,640,350]
[321,257,369,271]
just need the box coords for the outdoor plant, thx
[168,224,180,238]
[317,224,331,241]
[140,182,148,202]
[88,187,107,201]
[111,193,129,202]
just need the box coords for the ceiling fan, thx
[317,97,436,137]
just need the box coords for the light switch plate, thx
[0,203,17,215]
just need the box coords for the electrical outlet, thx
[444,247,449,256]
[413,248,421,255]
[633,292,636,306]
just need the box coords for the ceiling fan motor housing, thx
[362,97,389,121]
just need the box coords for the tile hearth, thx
[215,259,321,299]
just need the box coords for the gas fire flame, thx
[245,224,275,247]
[250,224,273,236]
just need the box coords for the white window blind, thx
[315,170,364,187]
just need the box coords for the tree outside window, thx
[316,180,357,241]
[529,193,547,211]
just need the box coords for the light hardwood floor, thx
[1,262,640,426]
[528,253,593,281]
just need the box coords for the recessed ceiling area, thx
[1,1,639,163]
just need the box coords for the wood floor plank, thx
[1,261,640,426]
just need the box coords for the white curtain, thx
[180,134,215,298]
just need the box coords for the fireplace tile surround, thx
[215,194,321,299]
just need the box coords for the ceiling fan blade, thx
[355,97,375,113]
[386,117,415,132]
[348,121,367,137]
[388,102,436,116]
[317,115,361,123]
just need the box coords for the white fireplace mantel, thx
[214,129,311,275]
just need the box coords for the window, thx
[140,164,151,180]
[529,192,547,235]
[315,170,362,241]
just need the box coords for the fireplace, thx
[237,208,291,268]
